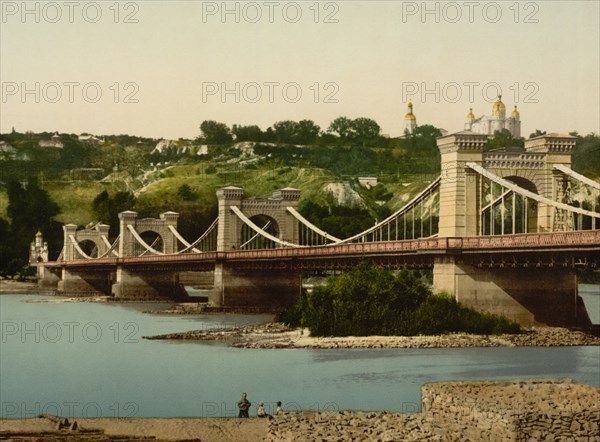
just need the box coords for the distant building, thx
[358,177,378,189]
[78,134,104,146]
[464,95,521,138]
[38,132,63,148]
[1,140,30,160]
[0,140,16,155]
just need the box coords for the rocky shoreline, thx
[143,322,600,348]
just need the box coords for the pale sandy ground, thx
[0,416,269,441]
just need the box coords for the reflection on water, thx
[0,293,598,418]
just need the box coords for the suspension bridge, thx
[33,132,600,326]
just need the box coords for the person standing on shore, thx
[275,401,284,416]
[237,393,251,418]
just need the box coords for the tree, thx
[177,184,195,201]
[0,218,16,277]
[232,124,264,142]
[328,116,354,140]
[572,133,600,178]
[199,121,233,145]
[486,129,524,150]
[92,190,110,222]
[282,262,521,337]
[296,120,320,145]
[263,127,276,142]
[351,117,381,147]
[529,129,546,138]
[402,124,443,151]
[273,120,299,144]
[92,190,135,237]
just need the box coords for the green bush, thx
[282,262,522,337]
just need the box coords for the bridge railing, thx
[38,230,599,267]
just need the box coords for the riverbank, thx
[2,379,598,441]
[144,322,600,348]
[0,416,268,441]
[0,280,49,294]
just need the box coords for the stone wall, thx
[264,379,598,441]
[421,379,599,441]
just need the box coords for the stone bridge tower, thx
[56,223,111,295]
[212,187,302,308]
[112,211,185,299]
[216,186,301,251]
[434,131,587,326]
[437,131,576,237]
[117,211,179,257]
[61,223,110,261]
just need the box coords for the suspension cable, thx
[231,206,302,248]
[240,220,272,249]
[286,207,342,243]
[554,164,600,190]
[127,225,164,255]
[336,177,441,244]
[468,163,600,219]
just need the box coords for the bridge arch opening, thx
[482,176,538,235]
[78,239,100,258]
[240,214,280,249]
[138,231,164,255]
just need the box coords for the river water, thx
[1,290,599,419]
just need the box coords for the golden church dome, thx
[492,95,506,115]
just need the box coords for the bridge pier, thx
[57,269,113,296]
[433,257,591,327]
[111,267,187,300]
[38,267,61,290]
[209,263,301,308]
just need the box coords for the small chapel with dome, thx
[403,101,418,134]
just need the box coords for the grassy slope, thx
[0,155,434,226]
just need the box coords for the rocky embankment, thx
[143,322,600,348]
[266,411,443,442]
[266,379,600,442]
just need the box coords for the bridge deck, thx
[40,231,600,270]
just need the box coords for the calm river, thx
[1,290,599,419]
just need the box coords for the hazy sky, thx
[1,0,599,139]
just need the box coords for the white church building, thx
[464,95,521,138]
[402,96,521,138]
